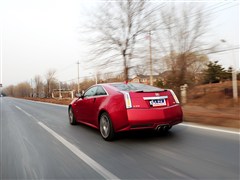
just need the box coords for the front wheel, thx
[99,112,115,141]
[68,106,77,125]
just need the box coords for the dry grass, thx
[183,81,240,129]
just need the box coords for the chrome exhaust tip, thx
[155,125,161,131]
[155,125,171,131]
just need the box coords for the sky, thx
[0,0,239,87]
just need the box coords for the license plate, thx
[150,99,166,107]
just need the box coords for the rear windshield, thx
[110,83,163,92]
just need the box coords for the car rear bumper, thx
[124,104,183,130]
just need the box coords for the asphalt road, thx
[0,97,239,180]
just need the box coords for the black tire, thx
[69,106,77,125]
[99,112,115,141]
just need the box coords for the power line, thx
[209,3,238,15]
[208,47,240,54]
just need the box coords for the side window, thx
[83,86,98,98]
[96,86,107,96]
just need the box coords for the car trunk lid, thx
[129,90,177,109]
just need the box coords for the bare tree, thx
[134,65,147,76]
[34,75,43,97]
[45,69,56,98]
[14,82,31,97]
[2,85,15,97]
[103,72,124,83]
[83,0,162,82]
[80,79,95,91]
[156,3,213,94]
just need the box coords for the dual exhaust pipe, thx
[155,125,171,131]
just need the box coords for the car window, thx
[96,86,107,96]
[83,86,98,98]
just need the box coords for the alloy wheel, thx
[100,114,110,138]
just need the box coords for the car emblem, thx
[155,93,160,96]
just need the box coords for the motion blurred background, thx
[0,0,239,128]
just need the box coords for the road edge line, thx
[180,122,240,135]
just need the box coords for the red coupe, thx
[68,83,183,141]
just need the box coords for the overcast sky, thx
[0,0,239,86]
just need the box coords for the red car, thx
[68,83,183,141]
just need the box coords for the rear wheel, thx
[69,106,77,125]
[99,112,115,141]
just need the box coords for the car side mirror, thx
[76,90,85,98]
[75,93,82,98]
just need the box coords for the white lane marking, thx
[162,167,193,179]
[180,123,240,135]
[38,122,119,180]
[15,106,35,118]
[15,105,119,180]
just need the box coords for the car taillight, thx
[169,90,180,104]
[121,92,132,109]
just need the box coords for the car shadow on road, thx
[115,129,178,142]
[70,122,180,142]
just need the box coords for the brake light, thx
[121,92,132,109]
[169,90,180,104]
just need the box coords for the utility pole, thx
[149,30,153,86]
[221,40,238,103]
[30,79,33,97]
[77,61,80,93]
[59,81,62,99]
[232,68,238,103]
